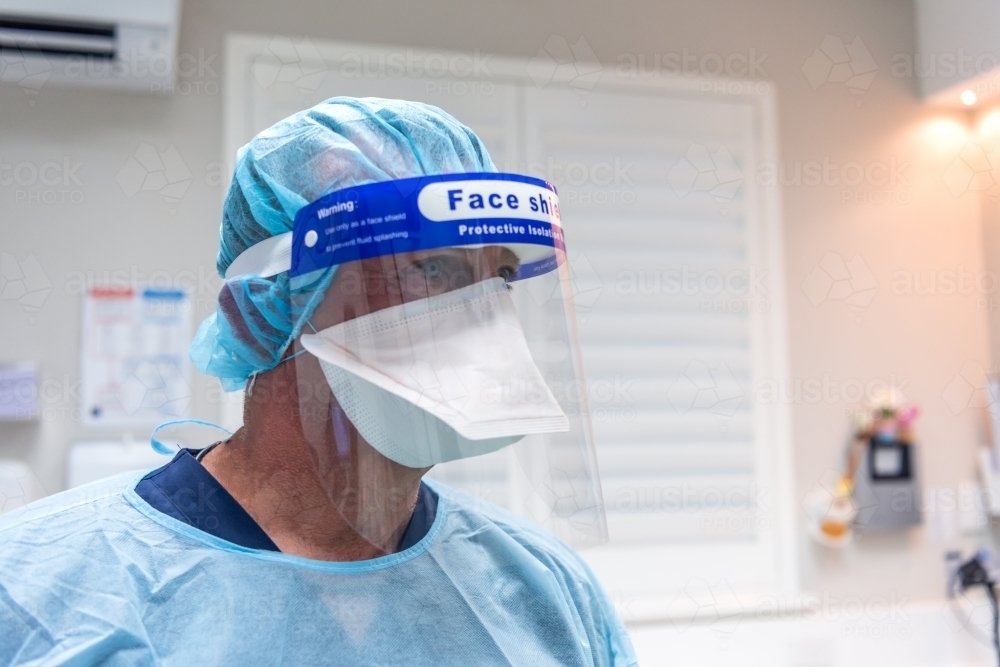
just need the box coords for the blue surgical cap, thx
[190,97,497,391]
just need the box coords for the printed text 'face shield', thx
[229,174,606,553]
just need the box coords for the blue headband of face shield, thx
[224,173,565,282]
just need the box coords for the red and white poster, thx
[80,285,192,428]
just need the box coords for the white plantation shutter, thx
[229,37,795,603]
[519,86,791,597]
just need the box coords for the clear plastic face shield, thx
[229,174,606,554]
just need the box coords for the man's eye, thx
[419,258,444,279]
[412,256,463,281]
[401,255,475,291]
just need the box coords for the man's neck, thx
[200,427,423,561]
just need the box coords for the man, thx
[0,97,637,666]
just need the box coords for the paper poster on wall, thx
[0,362,39,421]
[81,286,192,428]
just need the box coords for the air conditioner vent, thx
[0,0,180,94]
[0,15,116,59]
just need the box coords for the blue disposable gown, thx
[0,472,638,666]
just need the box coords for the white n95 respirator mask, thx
[299,278,570,468]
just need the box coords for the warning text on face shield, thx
[445,189,558,220]
[315,200,356,219]
[457,222,563,244]
[417,179,561,226]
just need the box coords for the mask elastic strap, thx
[150,419,233,456]
[246,333,316,397]
[158,325,317,452]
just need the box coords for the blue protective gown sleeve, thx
[0,473,638,667]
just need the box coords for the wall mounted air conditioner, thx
[0,0,181,94]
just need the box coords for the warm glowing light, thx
[961,89,978,106]
[918,116,972,159]
[922,117,971,147]
[976,107,1000,144]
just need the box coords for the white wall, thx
[1,0,994,625]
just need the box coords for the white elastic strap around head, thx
[225,232,293,280]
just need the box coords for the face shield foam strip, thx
[225,173,565,281]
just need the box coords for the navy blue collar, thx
[136,449,437,553]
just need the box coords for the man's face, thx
[310,245,521,329]
[290,245,522,485]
